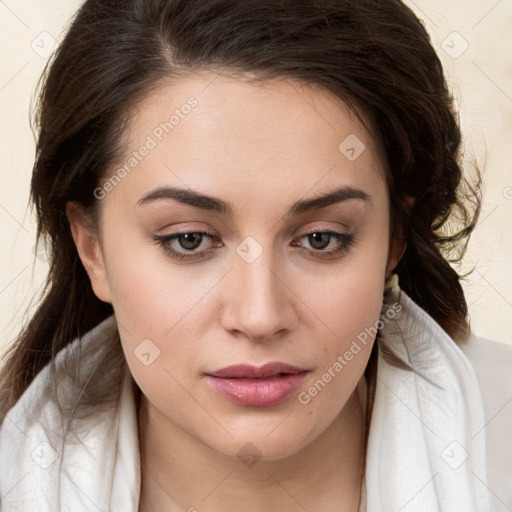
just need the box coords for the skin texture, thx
[67,72,407,512]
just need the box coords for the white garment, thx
[458,332,512,511]
[364,275,490,510]
[0,275,503,511]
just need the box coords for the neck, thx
[138,379,367,512]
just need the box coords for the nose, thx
[219,247,298,342]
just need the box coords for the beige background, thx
[0,0,511,354]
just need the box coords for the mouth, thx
[205,362,309,407]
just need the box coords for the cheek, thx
[296,231,388,348]
[291,231,387,405]
[100,217,216,334]
[299,274,382,383]
[98,221,224,395]
[293,277,382,434]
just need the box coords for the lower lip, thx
[206,372,308,407]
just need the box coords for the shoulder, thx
[459,333,512,510]
[460,332,512,372]
[1,314,122,429]
[0,314,126,511]
[459,333,512,413]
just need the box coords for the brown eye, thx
[178,233,204,250]
[307,233,331,250]
[292,230,356,260]
[150,230,221,262]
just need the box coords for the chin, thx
[203,424,315,464]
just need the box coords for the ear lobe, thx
[385,196,414,280]
[386,237,407,281]
[66,201,112,303]
[404,195,415,213]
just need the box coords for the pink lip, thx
[206,362,309,407]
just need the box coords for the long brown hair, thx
[0,0,481,419]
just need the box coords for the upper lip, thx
[207,362,308,379]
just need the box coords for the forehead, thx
[108,71,388,210]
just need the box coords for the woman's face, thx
[72,72,403,460]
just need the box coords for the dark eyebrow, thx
[136,185,371,216]
[286,185,371,216]
[137,186,234,215]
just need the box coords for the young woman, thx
[1,0,510,510]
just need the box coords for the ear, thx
[385,196,415,280]
[385,237,407,280]
[66,201,112,303]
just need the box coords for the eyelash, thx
[150,230,219,261]
[291,231,356,259]
[150,229,356,262]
